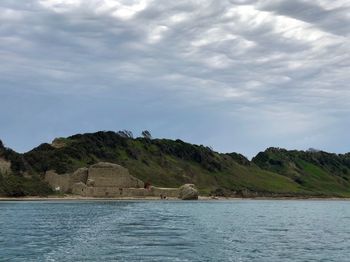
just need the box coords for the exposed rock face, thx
[178,184,199,200]
[51,138,68,148]
[0,158,11,174]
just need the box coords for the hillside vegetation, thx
[1,131,350,197]
[253,148,350,196]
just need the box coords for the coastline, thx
[1,195,350,201]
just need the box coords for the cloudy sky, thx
[0,0,349,158]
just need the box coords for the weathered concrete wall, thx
[151,187,179,198]
[45,171,71,192]
[0,158,11,174]
[70,168,88,185]
[45,168,88,192]
[71,183,180,198]
[121,187,179,198]
[88,162,144,188]
[72,182,88,196]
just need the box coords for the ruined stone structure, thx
[45,171,71,192]
[72,182,179,198]
[87,162,143,188]
[45,162,192,199]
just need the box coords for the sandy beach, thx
[1,195,349,201]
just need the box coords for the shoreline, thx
[1,195,350,201]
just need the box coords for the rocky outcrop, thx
[51,138,68,149]
[178,184,199,200]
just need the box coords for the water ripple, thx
[1,200,350,261]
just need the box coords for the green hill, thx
[1,131,350,197]
[252,147,350,197]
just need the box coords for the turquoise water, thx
[1,200,350,261]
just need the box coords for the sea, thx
[1,200,350,261]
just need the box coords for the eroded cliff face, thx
[0,158,11,174]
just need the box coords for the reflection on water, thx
[1,200,350,261]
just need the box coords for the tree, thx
[0,139,4,150]
[307,148,320,153]
[117,130,134,138]
[141,130,152,140]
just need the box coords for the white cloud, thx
[0,0,350,156]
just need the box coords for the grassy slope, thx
[252,148,350,197]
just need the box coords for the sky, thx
[0,0,349,158]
